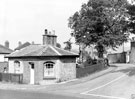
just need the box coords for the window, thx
[14,61,20,73]
[44,61,55,77]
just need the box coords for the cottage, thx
[6,29,78,85]
[0,41,13,62]
[0,41,13,72]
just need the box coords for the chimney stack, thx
[5,41,9,48]
[43,29,57,46]
[45,29,48,35]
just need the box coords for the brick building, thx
[6,29,78,85]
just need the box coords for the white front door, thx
[30,63,34,84]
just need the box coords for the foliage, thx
[64,40,72,51]
[56,43,61,48]
[86,55,93,65]
[80,55,97,67]
[68,0,130,58]
[126,4,135,34]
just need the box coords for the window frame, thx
[43,61,55,78]
[14,60,21,73]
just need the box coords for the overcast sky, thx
[0,0,88,49]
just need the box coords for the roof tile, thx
[0,44,13,54]
[6,45,79,58]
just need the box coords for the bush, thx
[83,56,98,67]
[97,58,104,64]
[86,56,93,65]
[92,58,97,64]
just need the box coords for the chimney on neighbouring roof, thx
[18,41,22,47]
[43,29,57,46]
[45,29,48,35]
[32,41,34,45]
[5,40,9,48]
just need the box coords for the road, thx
[0,64,135,99]
[0,89,84,99]
[48,64,135,99]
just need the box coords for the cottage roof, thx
[6,45,79,58]
[0,44,13,54]
[15,42,31,50]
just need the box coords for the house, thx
[6,29,79,85]
[0,41,13,62]
[14,42,31,51]
[0,41,13,72]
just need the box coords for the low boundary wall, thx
[76,63,105,78]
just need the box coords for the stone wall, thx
[8,57,77,84]
[59,57,76,82]
[108,52,126,63]
[21,57,59,84]
[130,42,135,63]
[76,63,105,78]
[8,57,60,84]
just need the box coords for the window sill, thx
[43,76,56,80]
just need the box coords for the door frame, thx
[29,62,35,84]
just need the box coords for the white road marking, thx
[81,73,127,94]
[82,93,127,99]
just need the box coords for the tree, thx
[68,0,129,58]
[126,4,135,34]
[56,43,61,48]
[64,39,72,51]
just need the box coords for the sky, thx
[0,0,88,49]
[0,0,133,52]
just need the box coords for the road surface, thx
[0,64,135,99]
[0,89,84,99]
[48,64,135,99]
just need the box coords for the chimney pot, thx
[18,41,22,47]
[45,29,48,35]
[5,41,9,48]
[52,30,55,35]
[49,31,51,35]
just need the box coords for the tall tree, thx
[126,4,135,34]
[68,0,129,58]
[64,39,72,51]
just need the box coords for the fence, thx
[76,63,105,78]
[0,73,23,83]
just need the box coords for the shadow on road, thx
[112,66,135,76]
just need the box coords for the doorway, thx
[29,62,34,84]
